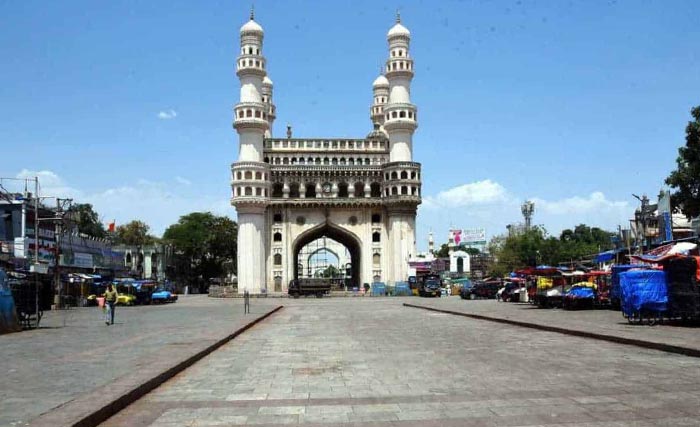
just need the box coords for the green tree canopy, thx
[162,212,238,283]
[666,106,700,219]
[488,224,614,277]
[67,203,106,238]
[114,220,156,245]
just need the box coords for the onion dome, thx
[240,8,264,35]
[366,123,388,140]
[262,76,273,87]
[387,12,410,38]
[372,74,389,88]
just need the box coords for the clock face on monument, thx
[322,183,332,194]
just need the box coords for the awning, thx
[594,250,616,263]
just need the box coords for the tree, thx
[114,220,156,245]
[162,212,238,286]
[666,106,700,219]
[67,203,106,238]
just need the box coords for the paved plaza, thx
[103,298,700,426]
[1,295,278,427]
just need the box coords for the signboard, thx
[73,252,94,268]
[13,237,26,258]
[451,228,487,246]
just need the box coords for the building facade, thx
[230,12,421,293]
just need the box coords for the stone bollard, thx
[244,290,250,314]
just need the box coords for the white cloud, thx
[157,109,177,120]
[13,170,233,237]
[423,179,511,208]
[175,176,192,186]
[417,180,631,251]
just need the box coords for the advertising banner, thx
[451,228,487,246]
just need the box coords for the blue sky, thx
[1,0,698,250]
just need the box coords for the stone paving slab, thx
[0,295,279,426]
[407,297,700,355]
[102,298,700,426]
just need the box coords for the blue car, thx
[151,288,177,304]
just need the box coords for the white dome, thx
[240,19,263,35]
[372,75,389,88]
[263,76,273,86]
[387,22,410,38]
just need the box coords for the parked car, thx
[151,287,177,303]
[498,282,520,302]
[459,282,475,299]
[419,279,441,297]
[463,281,501,300]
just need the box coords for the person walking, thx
[103,284,118,325]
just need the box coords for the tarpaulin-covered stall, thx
[620,269,668,322]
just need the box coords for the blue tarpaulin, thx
[393,282,412,296]
[371,282,386,296]
[566,286,595,299]
[611,265,646,302]
[594,250,616,263]
[620,270,668,317]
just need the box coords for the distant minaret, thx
[428,231,434,255]
[370,69,389,133]
[262,76,276,138]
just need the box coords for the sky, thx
[1,0,698,251]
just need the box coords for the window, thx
[354,182,365,197]
[410,171,416,179]
[245,171,252,180]
[272,183,283,198]
[306,183,316,198]
[273,213,282,222]
[401,186,408,195]
[392,187,398,195]
[289,183,300,198]
[391,171,398,180]
[273,254,282,265]
[338,182,349,198]
[373,253,381,266]
[237,172,242,180]
[255,172,261,180]
[371,213,381,223]
[256,187,262,196]
[372,232,381,243]
[370,182,381,198]
[245,187,252,196]
[273,232,282,242]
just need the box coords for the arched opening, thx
[457,257,464,274]
[372,231,381,243]
[273,232,282,242]
[391,171,398,180]
[400,171,408,179]
[292,223,362,290]
[354,182,365,198]
[289,182,300,198]
[305,183,316,198]
[273,253,282,266]
[125,253,132,265]
[373,253,381,267]
[338,182,349,198]
[272,183,283,198]
[401,186,408,195]
[370,182,381,197]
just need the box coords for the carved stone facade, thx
[230,12,421,293]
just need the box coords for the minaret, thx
[383,11,417,162]
[370,70,389,132]
[428,231,434,255]
[231,9,270,294]
[262,75,276,138]
[382,12,421,285]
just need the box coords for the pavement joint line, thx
[27,305,284,427]
[403,303,700,358]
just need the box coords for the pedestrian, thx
[104,283,118,325]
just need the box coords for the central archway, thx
[292,222,362,289]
